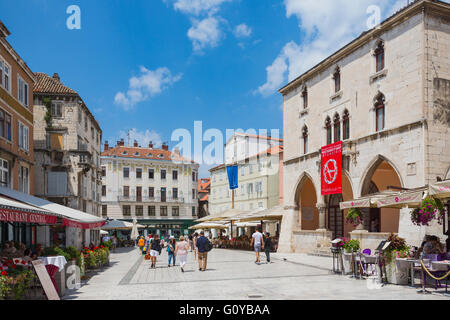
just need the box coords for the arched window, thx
[302,126,308,154]
[375,41,385,72]
[333,114,341,143]
[325,117,332,145]
[333,67,341,93]
[343,110,350,140]
[302,86,308,109]
[375,93,385,131]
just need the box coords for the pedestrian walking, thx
[264,232,273,263]
[193,232,199,260]
[167,237,176,267]
[150,234,162,269]
[175,236,189,272]
[188,234,194,252]
[250,228,264,264]
[138,236,145,254]
[112,234,118,253]
[196,231,211,271]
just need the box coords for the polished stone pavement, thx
[63,247,449,300]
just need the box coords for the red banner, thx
[321,141,343,195]
[0,208,57,224]
[62,218,105,230]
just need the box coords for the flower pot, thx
[342,252,353,274]
[385,260,409,285]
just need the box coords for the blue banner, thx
[227,165,239,190]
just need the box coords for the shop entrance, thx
[328,194,344,239]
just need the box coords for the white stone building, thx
[101,140,199,237]
[278,0,450,253]
[33,72,103,248]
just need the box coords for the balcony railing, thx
[117,195,185,203]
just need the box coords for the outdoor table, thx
[39,256,68,295]
[397,258,420,288]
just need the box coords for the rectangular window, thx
[123,205,131,216]
[148,168,154,179]
[173,188,178,199]
[102,185,106,196]
[149,187,154,198]
[160,206,168,216]
[123,167,130,178]
[18,77,29,107]
[101,167,106,177]
[0,109,12,141]
[78,108,82,123]
[136,168,142,179]
[18,166,29,194]
[192,206,196,217]
[0,158,9,188]
[192,189,196,200]
[18,122,29,151]
[135,205,143,216]
[192,171,196,182]
[161,188,166,202]
[148,206,155,216]
[161,169,166,180]
[136,186,142,202]
[102,205,107,217]
[50,133,63,150]
[1,60,10,92]
[51,102,62,117]
[172,207,179,217]
[172,170,178,181]
[123,186,129,198]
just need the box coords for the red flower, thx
[21,260,26,265]
[1,271,6,276]
[7,259,12,264]
[11,264,17,269]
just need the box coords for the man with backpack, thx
[196,231,212,271]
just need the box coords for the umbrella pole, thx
[232,189,234,209]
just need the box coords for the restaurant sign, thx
[321,141,343,195]
[62,218,105,230]
[0,208,57,224]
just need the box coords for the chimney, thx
[149,141,153,149]
[133,140,138,148]
[162,143,169,151]
[104,141,109,151]
[117,139,124,147]
[53,73,60,82]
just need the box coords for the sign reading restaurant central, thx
[0,208,57,224]
[321,141,343,195]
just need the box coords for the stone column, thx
[277,206,297,253]
[316,202,327,231]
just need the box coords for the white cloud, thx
[234,23,252,38]
[258,0,402,96]
[172,0,231,16]
[188,16,222,51]
[114,66,182,109]
[165,0,231,51]
[118,128,163,148]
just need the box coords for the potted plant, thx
[383,233,410,285]
[346,208,364,230]
[411,196,444,226]
[341,238,360,274]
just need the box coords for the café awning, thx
[189,222,228,230]
[101,220,134,230]
[376,189,426,209]
[197,209,248,223]
[429,180,450,199]
[0,186,105,229]
[0,196,58,224]
[339,191,397,210]
[238,206,284,223]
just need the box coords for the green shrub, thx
[64,246,79,261]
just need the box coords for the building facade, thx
[278,0,450,253]
[209,133,283,215]
[101,140,199,238]
[198,178,210,218]
[0,21,36,246]
[33,72,103,248]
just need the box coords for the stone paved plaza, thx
[64,247,449,300]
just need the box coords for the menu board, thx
[32,260,60,300]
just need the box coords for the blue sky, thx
[1,0,420,176]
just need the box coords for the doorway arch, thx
[295,173,319,230]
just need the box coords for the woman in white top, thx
[175,236,190,272]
